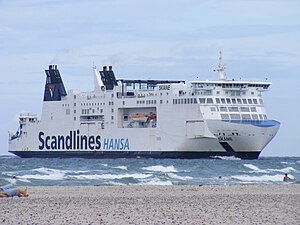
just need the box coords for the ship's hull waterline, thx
[9,150,261,160]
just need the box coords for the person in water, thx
[283,173,291,182]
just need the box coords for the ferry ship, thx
[8,53,280,159]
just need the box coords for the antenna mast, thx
[214,51,226,81]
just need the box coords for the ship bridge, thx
[116,79,185,98]
[191,80,271,92]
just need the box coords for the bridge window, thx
[248,99,253,104]
[199,98,205,104]
[221,114,230,120]
[242,114,251,120]
[242,99,247,104]
[228,107,239,112]
[237,99,242,104]
[231,98,237,104]
[220,107,227,112]
[216,98,220,104]
[240,107,250,112]
[221,98,226,104]
[230,114,241,120]
[207,98,213,104]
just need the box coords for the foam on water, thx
[32,167,67,174]
[232,174,295,183]
[19,173,65,180]
[167,173,193,180]
[243,164,296,174]
[113,166,128,170]
[211,156,241,160]
[142,165,177,173]
[68,173,152,180]
[268,167,296,173]
[141,177,173,185]
[243,164,268,173]
[1,156,299,186]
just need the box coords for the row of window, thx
[81,102,105,106]
[211,106,257,113]
[137,100,157,105]
[192,83,269,89]
[173,98,198,104]
[220,114,267,120]
[200,97,263,105]
[81,108,104,115]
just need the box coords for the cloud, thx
[195,25,300,40]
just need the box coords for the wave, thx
[211,156,241,160]
[142,165,177,173]
[113,166,128,170]
[32,167,67,174]
[19,173,65,180]
[167,173,193,180]
[268,167,296,173]
[67,173,152,180]
[141,178,173,185]
[244,164,296,174]
[232,174,294,182]
[243,164,268,173]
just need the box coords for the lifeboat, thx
[129,114,148,122]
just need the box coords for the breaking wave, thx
[142,165,177,173]
[232,174,295,183]
[243,164,296,174]
[211,156,241,160]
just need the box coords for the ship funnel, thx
[99,65,117,90]
[43,65,67,101]
[93,66,104,92]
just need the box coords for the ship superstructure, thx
[9,54,280,159]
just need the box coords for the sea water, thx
[0,155,299,186]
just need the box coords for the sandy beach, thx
[1,184,299,225]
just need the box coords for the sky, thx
[0,0,299,156]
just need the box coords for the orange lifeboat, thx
[129,114,148,122]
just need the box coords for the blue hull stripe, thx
[9,150,261,160]
[222,119,280,128]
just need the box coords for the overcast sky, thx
[1,0,299,156]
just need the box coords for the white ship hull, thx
[8,58,280,159]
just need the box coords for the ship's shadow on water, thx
[1,156,299,186]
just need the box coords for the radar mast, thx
[213,51,226,81]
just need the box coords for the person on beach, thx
[10,175,17,185]
[0,176,28,197]
[283,173,291,182]
[0,187,28,197]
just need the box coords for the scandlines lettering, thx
[38,130,129,150]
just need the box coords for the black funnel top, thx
[99,66,117,90]
[43,65,67,101]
